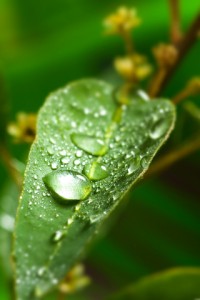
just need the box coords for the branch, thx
[169,0,182,45]
[0,145,23,189]
[149,11,200,98]
[146,135,200,177]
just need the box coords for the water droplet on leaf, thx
[51,162,58,170]
[127,156,141,175]
[61,157,70,164]
[83,162,109,181]
[43,170,92,202]
[149,118,170,139]
[141,155,151,169]
[52,230,64,242]
[47,146,54,155]
[71,133,108,156]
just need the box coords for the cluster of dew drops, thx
[24,84,172,230]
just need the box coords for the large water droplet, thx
[149,118,170,139]
[43,170,92,202]
[71,133,108,156]
[127,156,141,175]
[83,162,109,181]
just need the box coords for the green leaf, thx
[13,79,175,299]
[108,267,200,300]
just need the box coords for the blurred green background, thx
[0,0,200,299]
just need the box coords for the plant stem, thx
[146,135,200,177]
[172,89,190,104]
[121,30,134,55]
[149,11,200,98]
[169,0,182,45]
[0,144,23,188]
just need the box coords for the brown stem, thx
[148,68,167,99]
[169,0,182,45]
[172,89,191,104]
[122,30,134,55]
[146,135,200,177]
[0,145,23,188]
[149,11,200,98]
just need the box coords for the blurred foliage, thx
[107,267,200,299]
[0,0,200,299]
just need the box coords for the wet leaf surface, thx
[13,79,175,299]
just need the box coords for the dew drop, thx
[83,162,109,181]
[76,150,83,158]
[149,118,170,139]
[67,218,73,225]
[74,159,80,166]
[51,162,58,170]
[37,267,46,277]
[127,156,140,175]
[137,89,150,101]
[71,133,108,156]
[61,157,70,164]
[141,155,151,169]
[52,230,64,242]
[90,212,105,224]
[60,150,67,156]
[43,170,92,202]
[47,146,54,155]
[49,137,56,144]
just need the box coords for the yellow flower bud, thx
[58,264,90,294]
[114,54,152,81]
[104,6,141,35]
[153,43,178,68]
[7,112,37,143]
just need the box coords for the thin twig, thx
[149,12,200,98]
[169,0,182,45]
[172,89,190,104]
[122,30,134,55]
[146,135,200,177]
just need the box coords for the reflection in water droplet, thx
[52,230,64,242]
[127,156,141,175]
[71,133,108,156]
[43,170,92,202]
[83,162,109,181]
[149,118,169,139]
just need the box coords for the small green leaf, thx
[13,79,175,299]
[108,267,200,300]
